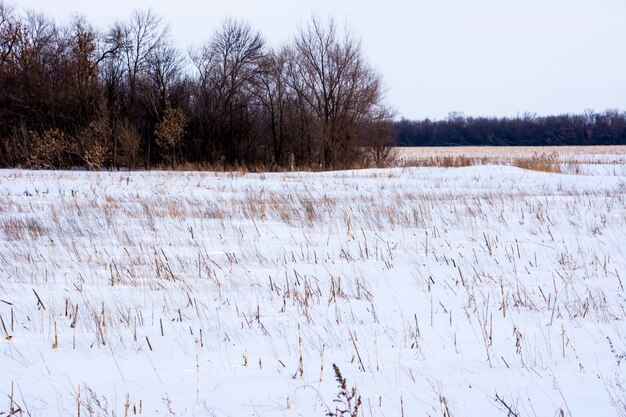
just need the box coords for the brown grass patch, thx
[1,217,48,240]
[512,154,562,173]
[400,156,491,168]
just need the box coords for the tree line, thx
[395,110,626,147]
[0,3,393,170]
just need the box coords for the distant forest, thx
[395,110,626,147]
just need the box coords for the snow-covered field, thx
[1,159,625,416]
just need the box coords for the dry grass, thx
[398,152,566,173]
[397,145,626,173]
[511,154,562,173]
[399,156,488,168]
[396,145,626,160]
[143,146,626,174]
[166,160,326,173]
[1,217,48,240]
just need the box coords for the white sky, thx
[14,0,626,120]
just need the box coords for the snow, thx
[0,162,625,416]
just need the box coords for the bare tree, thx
[7,11,55,122]
[0,1,19,67]
[360,118,396,167]
[255,48,291,165]
[144,40,184,115]
[105,9,175,167]
[192,18,265,162]
[0,1,20,160]
[288,16,389,168]
[117,9,170,107]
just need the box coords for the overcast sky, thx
[14,0,626,120]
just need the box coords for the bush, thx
[27,129,68,169]
[155,107,188,165]
[76,113,113,170]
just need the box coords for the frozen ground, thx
[0,160,625,416]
